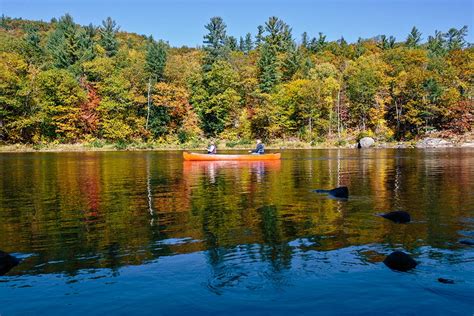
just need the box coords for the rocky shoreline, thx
[1,136,474,153]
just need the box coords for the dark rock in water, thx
[328,186,349,198]
[383,251,417,272]
[0,250,20,276]
[438,278,455,284]
[379,211,411,224]
[314,186,349,199]
[459,239,474,246]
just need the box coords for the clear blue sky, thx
[2,0,473,47]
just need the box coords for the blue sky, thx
[2,0,473,47]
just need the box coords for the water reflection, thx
[0,149,472,279]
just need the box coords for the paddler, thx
[249,139,265,154]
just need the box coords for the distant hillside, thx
[1,14,472,145]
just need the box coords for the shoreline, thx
[1,138,473,153]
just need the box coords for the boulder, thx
[438,278,455,284]
[358,137,375,148]
[383,251,417,272]
[378,211,411,224]
[459,239,474,246]
[313,186,349,199]
[0,250,20,276]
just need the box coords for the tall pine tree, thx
[99,17,119,57]
[406,26,422,48]
[24,24,43,64]
[47,14,80,69]
[146,39,168,81]
[203,16,228,71]
[257,43,279,93]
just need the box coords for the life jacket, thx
[208,145,216,154]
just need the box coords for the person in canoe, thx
[249,139,265,154]
[207,141,217,154]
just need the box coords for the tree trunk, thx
[336,89,341,138]
[146,76,152,130]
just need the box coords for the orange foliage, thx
[80,78,101,135]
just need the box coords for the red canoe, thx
[183,152,281,161]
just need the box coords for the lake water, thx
[0,149,473,315]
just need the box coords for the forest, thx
[0,14,472,147]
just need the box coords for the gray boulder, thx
[358,137,375,148]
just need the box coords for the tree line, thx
[0,14,472,145]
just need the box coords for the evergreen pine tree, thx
[99,17,119,57]
[239,36,245,52]
[244,33,253,53]
[387,36,396,49]
[146,39,168,81]
[24,24,43,64]
[282,43,301,81]
[264,16,293,52]
[427,31,446,56]
[257,43,279,92]
[301,32,308,49]
[77,25,96,63]
[225,36,238,51]
[445,26,468,50]
[309,32,326,52]
[203,16,228,71]
[406,26,422,48]
[255,25,264,47]
[47,14,80,68]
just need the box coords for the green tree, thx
[427,30,446,56]
[190,61,241,136]
[99,17,119,57]
[445,26,468,51]
[301,32,308,49]
[203,17,228,70]
[263,16,293,52]
[35,69,87,141]
[145,38,168,129]
[345,55,387,130]
[406,26,422,48]
[309,32,327,53]
[257,43,279,93]
[146,39,168,81]
[76,25,96,63]
[243,33,253,54]
[23,24,43,64]
[47,14,80,68]
[255,25,264,47]
[281,43,301,81]
[225,36,238,51]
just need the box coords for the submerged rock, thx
[438,278,455,284]
[378,211,411,224]
[314,186,349,199]
[383,251,417,272]
[358,137,375,148]
[459,239,474,246]
[0,250,20,276]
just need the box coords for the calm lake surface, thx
[1,149,473,315]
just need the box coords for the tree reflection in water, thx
[0,149,472,287]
